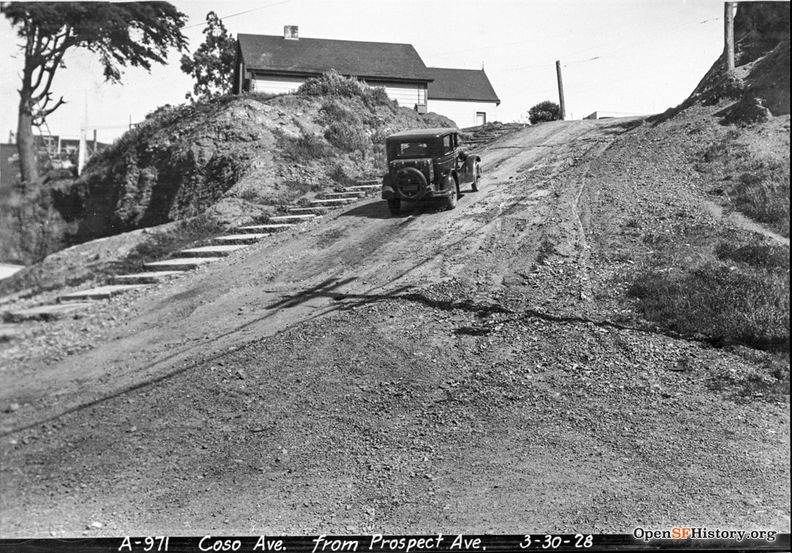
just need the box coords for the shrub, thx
[277,130,333,162]
[535,237,557,265]
[298,70,369,99]
[318,100,355,125]
[528,100,561,125]
[298,70,395,109]
[367,86,393,108]
[324,121,369,153]
[327,164,356,186]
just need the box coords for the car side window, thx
[442,135,452,154]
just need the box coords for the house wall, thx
[248,73,427,108]
[249,74,308,95]
[426,100,499,128]
[363,80,426,109]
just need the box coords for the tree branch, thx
[31,30,71,103]
[40,96,65,118]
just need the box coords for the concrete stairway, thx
[60,284,150,301]
[214,233,270,244]
[6,179,380,313]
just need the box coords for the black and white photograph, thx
[0,0,789,545]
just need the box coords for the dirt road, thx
[1,119,788,536]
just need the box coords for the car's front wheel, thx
[387,199,401,215]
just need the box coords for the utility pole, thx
[556,60,566,120]
[724,1,736,71]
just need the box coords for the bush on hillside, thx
[276,129,334,163]
[528,101,561,124]
[298,70,395,109]
[318,100,370,153]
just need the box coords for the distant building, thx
[426,67,500,128]
[584,111,645,120]
[0,134,108,190]
[233,26,500,127]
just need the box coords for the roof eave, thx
[429,96,501,104]
[248,68,433,84]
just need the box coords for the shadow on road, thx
[340,201,393,219]
[341,196,467,219]
[265,278,512,320]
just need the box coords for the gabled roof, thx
[427,67,500,104]
[237,33,432,83]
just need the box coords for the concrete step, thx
[309,198,354,207]
[321,191,364,199]
[4,302,95,322]
[236,224,293,233]
[269,214,319,223]
[0,288,35,307]
[355,179,380,186]
[346,184,380,191]
[177,244,247,258]
[144,257,222,271]
[59,284,149,302]
[113,271,183,284]
[286,206,328,215]
[214,233,270,244]
[0,323,23,338]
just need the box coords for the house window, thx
[476,112,486,126]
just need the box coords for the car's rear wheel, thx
[387,199,401,215]
[443,179,458,210]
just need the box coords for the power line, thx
[494,15,722,75]
[183,1,291,30]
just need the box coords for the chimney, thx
[284,25,298,40]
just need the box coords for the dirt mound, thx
[2,73,453,264]
[669,1,789,120]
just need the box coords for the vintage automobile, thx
[381,128,481,215]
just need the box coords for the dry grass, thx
[628,232,789,352]
[696,121,790,237]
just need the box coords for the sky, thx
[0,0,728,143]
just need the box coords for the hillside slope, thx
[673,1,789,119]
[652,1,790,238]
